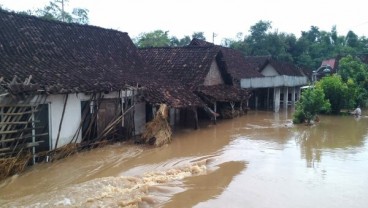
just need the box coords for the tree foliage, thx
[3,0,89,24]
[35,0,89,24]
[338,55,368,106]
[224,21,368,71]
[135,30,171,48]
[293,87,331,124]
[135,31,206,48]
[315,75,351,114]
[192,32,206,40]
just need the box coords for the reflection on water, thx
[295,114,368,167]
[1,109,368,208]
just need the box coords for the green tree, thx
[338,55,368,106]
[170,35,191,46]
[345,31,359,48]
[245,20,272,55]
[135,30,171,48]
[35,0,89,24]
[316,75,350,114]
[339,55,368,82]
[192,32,206,40]
[293,87,331,124]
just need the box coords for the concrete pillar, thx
[291,87,296,105]
[297,87,301,101]
[283,87,288,109]
[274,87,280,112]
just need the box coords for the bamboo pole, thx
[54,94,69,150]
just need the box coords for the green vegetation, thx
[293,56,368,124]
[315,75,351,114]
[134,31,206,48]
[2,0,89,24]
[223,21,368,70]
[293,87,331,124]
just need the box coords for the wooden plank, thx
[0,110,38,116]
[0,147,10,152]
[0,121,39,125]
[1,128,34,134]
[0,133,49,143]
[0,141,43,152]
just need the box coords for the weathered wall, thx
[203,60,224,86]
[261,64,279,77]
[45,90,135,149]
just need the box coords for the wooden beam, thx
[0,110,38,116]
[0,133,49,143]
[0,120,39,125]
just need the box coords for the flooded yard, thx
[1,110,368,207]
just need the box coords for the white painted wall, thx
[261,64,279,77]
[46,94,83,149]
[27,89,140,149]
[134,102,146,135]
[204,60,224,86]
[241,75,308,88]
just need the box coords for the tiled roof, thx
[195,85,250,102]
[143,84,204,108]
[244,56,305,77]
[268,59,305,76]
[243,56,271,71]
[139,46,220,89]
[220,47,264,80]
[0,10,145,94]
[321,58,337,69]
[190,39,264,82]
[189,38,215,47]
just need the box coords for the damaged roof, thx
[195,85,250,102]
[143,84,204,108]
[0,10,145,94]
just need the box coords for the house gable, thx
[204,60,225,86]
[261,64,279,76]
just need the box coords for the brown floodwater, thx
[1,109,368,208]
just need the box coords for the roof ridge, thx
[0,9,128,35]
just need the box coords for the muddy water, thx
[1,110,368,208]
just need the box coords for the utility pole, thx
[61,0,65,22]
[212,32,217,44]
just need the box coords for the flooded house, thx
[0,10,148,171]
[139,40,252,128]
[240,56,308,112]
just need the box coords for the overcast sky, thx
[1,0,367,44]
